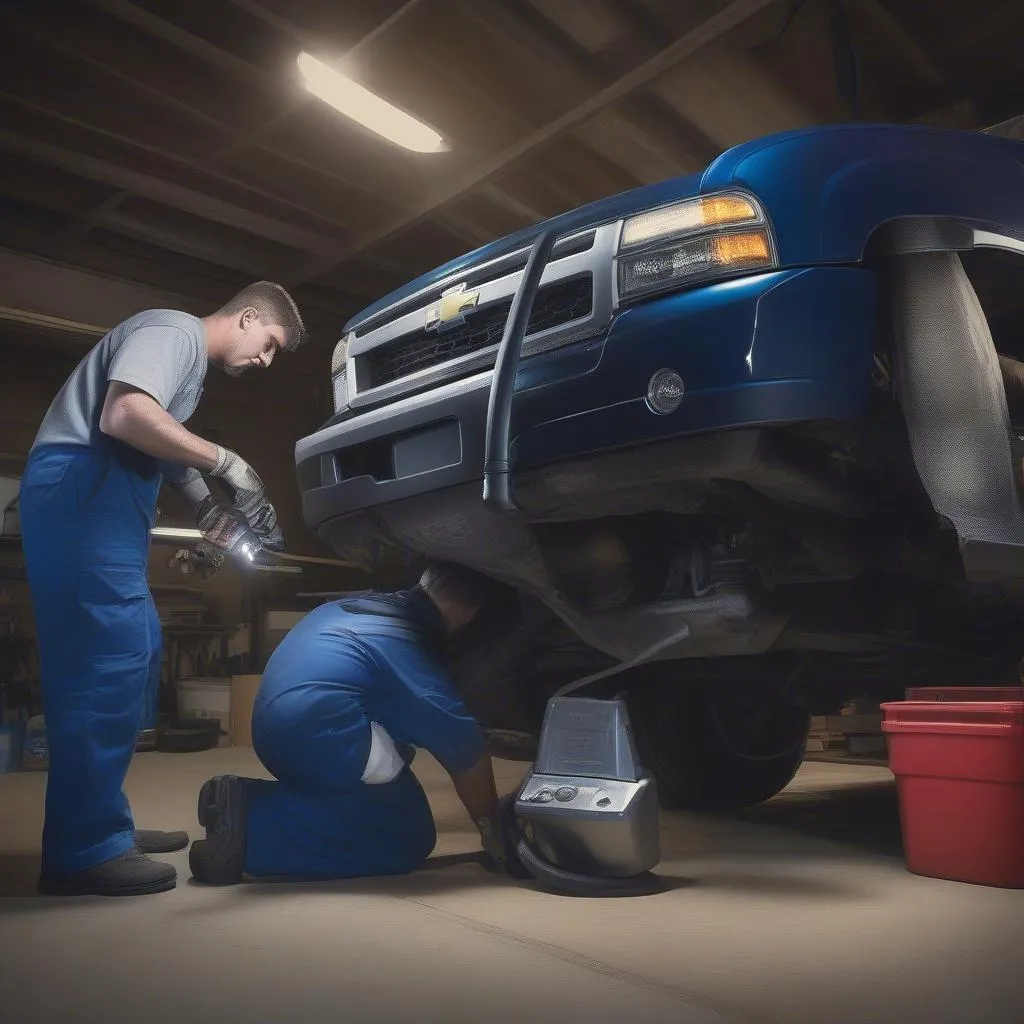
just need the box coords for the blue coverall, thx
[19,439,163,876]
[243,589,488,879]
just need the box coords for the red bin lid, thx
[905,686,1024,702]
[882,700,1024,736]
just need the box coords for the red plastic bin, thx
[881,700,1024,888]
[905,686,1024,702]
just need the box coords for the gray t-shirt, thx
[32,310,209,469]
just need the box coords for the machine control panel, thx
[517,774,651,815]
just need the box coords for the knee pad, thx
[361,722,406,785]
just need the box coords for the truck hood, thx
[345,171,703,331]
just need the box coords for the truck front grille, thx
[365,274,593,388]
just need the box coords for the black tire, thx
[628,678,809,812]
[156,724,220,754]
[169,717,222,734]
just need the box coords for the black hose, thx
[501,792,665,897]
[515,835,666,897]
[483,228,558,512]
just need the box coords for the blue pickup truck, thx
[296,121,1024,811]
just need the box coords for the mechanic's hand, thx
[167,541,225,579]
[248,499,285,552]
[196,497,260,557]
[191,539,227,578]
[475,794,533,880]
[210,446,267,519]
[209,447,284,551]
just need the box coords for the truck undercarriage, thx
[311,243,1024,808]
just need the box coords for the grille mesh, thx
[365,275,592,388]
[332,366,348,411]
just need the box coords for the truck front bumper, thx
[297,266,878,535]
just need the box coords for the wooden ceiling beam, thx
[484,0,720,167]
[290,0,778,284]
[0,127,348,257]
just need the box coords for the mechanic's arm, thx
[100,382,219,470]
[389,645,526,872]
[449,751,500,823]
[100,382,284,549]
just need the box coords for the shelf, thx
[804,753,890,768]
[162,626,232,635]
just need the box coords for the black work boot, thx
[38,848,177,897]
[189,775,248,885]
[136,829,190,854]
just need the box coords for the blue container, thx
[22,715,48,770]
[0,723,25,773]
[140,665,160,732]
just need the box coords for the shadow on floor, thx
[0,853,41,897]
[729,779,904,858]
[177,852,698,903]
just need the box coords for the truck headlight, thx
[331,333,351,413]
[618,230,773,301]
[616,192,776,302]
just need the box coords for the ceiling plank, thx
[290,0,777,284]
[479,184,545,225]
[475,0,720,167]
[87,0,272,88]
[0,247,198,334]
[0,5,402,229]
[0,90,368,238]
[61,192,128,259]
[858,0,945,88]
[0,128,348,257]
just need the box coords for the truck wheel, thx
[628,677,809,812]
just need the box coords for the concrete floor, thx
[1,751,1022,1024]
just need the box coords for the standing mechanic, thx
[19,282,305,897]
[189,563,529,884]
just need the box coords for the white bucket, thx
[176,677,232,734]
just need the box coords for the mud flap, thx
[889,250,1024,581]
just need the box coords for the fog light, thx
[646,368,684,415]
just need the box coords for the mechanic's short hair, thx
[216,281,306,351]
[418,561,504,611]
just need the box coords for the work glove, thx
[474,794,533,880]
[168,540,226,580]
[249,503,285,552]
[209,446,285,552]
[196,497,262,559]
[169,465,213,512]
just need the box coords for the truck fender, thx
[701,125,1024,265]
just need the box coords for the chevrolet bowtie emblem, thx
[425,283,480,332]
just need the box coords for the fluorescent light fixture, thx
[254,563,303,574]
[297,51,446,153]
[151,526,204,540]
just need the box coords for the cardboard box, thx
[230,674,261,747]
[810,714,882,734]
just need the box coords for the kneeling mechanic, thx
[189,563,530,883]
